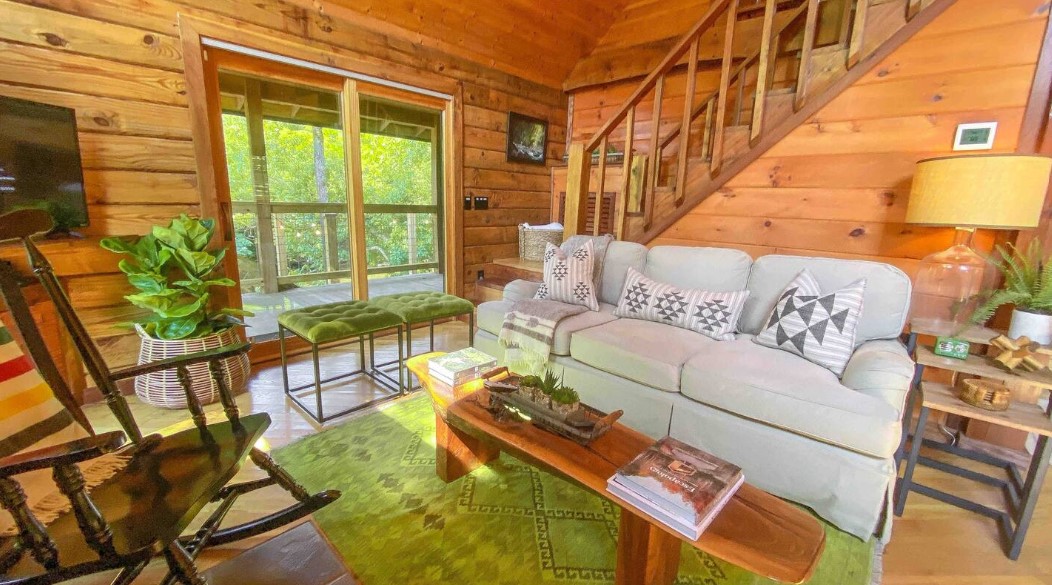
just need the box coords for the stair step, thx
[862,0,908,59]
[473,278,510,303]
[762,91,797,134]
[802,46,847,100]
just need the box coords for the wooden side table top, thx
[447,393,826,584]
[915,345,1052,391]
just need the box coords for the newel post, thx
[563,142,591,239]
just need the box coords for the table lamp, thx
[906,154,1052,333]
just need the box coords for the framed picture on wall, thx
[506,112,548,165]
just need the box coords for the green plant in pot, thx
[550,386,581,417]
[101,214,253,408]
[970,239,1052,344]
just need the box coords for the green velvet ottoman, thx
[369,292,476,387]
[277,300,404,423]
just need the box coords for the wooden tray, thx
[484,371,623,445]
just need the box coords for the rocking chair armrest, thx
[0,431,126,477]
[110,342,252,380]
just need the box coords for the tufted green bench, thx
[369,292,476,387]
[277,300,404,423]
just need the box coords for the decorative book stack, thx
[428,348,498,386]
[606,436,744,540]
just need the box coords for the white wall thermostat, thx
[953,122,997,151]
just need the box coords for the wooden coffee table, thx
[408,354,825,584]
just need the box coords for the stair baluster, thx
[643,75,665,230]
[847,0,869,67]
[675,39,700,207]
[711,0,740,175]
[750,0,779,141]
[616,106,636,240]
[594,135,608,236]
[795,0,822,111]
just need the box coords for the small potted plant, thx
[970,239,1052,344]
[101,214,253,408]
[550,386,581,418]
[537,368,562,408]
[519,374,543,401]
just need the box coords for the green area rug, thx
[273,394,874,584]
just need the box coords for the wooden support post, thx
[343,79,369,300]
[795,0,822,111]
[594,135,608,236]
[751,0,778,141]
[643,76,665,230]
[245,78,279,294]
[710,0,740,175]
[563,142,591,238]
[847,0,869,67]
[616,107,636,240]
[675,39,700,207]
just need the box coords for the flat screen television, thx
[0,96,89,229]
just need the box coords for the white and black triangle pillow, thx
[614,267,749,341]
[753,269,866,377]
[533,241,599,311]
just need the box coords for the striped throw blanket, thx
[0,323,128,536]
[498,299,587,374]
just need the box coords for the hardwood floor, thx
[73,322,1052,583]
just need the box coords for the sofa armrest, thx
[502,279,542,302]
[841,339,915,417]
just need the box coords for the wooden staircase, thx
[472,257,543,303]
[564,0,957,244]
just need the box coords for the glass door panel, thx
[358,94,445,297]
[218,71,352,339]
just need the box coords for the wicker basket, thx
[518,224,563,261]
[134,325,250,409]
[959,378,1010,411]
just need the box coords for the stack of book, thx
[606,436,744,540]
[427,348,498,386]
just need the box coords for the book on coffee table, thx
[607,436,744,540]
[428,348,498,386]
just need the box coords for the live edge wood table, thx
[896,324,1052,560]
[407,352,825,585]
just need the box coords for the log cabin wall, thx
[636,0,1050,277]
[0,0,622,380]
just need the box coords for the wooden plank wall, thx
[649,0,1049,277]
[0,0,574,372]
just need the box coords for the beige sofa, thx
[473,243,914,540]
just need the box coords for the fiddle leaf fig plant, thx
[101,214,252,341]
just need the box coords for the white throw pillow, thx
[753,269,866,376]
[534,241,599,311]
[614,267,750,341]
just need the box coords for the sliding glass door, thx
[209,51,450,341]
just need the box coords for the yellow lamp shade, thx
[906,155,1052,228]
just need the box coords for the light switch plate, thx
[953,122,997,151]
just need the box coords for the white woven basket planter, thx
[134,325,250,409]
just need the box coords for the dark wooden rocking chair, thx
[0,210,339,583]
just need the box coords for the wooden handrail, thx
[583,0,733,152]
[659,1,809,151]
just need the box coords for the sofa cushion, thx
[680,338,901,458]
[599,241,649,305]
[477,300,618,356]
[570,319,714,392]
[741,255,910,342]
[615,267,750,341]
[535,242,599,311]
[753,270,866,376]
[645,246,753,291]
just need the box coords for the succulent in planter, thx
[537,368,562,407]
[550,386,581,417]
[519,374,543,400]
[969,239,1052,344]
[100,214,253,408]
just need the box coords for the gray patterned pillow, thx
[614,267,749,341]
[753,269,866,376]
[534,241,599,311]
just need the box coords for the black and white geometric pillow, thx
[753,270,866,377]
[613,267,749,341]
[533,241,599,311]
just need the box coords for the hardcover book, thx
[609,436,743,530]
[428,348,497,385]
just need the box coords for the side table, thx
[896,324,1052,559]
